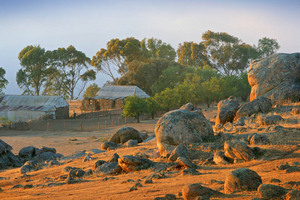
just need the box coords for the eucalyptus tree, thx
[46,45,96,100]
[16,45,50,95]
[0,67,8,94]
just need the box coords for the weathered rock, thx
[235,96,272,120]
[69,168,85,178]
[182,183,223,200]
[248,53,300,102]
[20,164,35,174]
[18,146,38,160]
[139,132,149,142]
[286,190,300,200]
[83,154,91,162]
[95,162,122,175]
[155,109,214,156]
[216,98,240,125]
[0,140,23,170]
[233,117,246,126]
[258,115,283,125]
[168,143,188,162]
[213,151,232,165]
[258,184,288,200]
[118,155,153,172]
[176,157,197,169]
[180,102,195,111]
[181,168,201,176]
[249,134,270,145]
[94,160,106,169]
[125,139,138,147]
[224,140,254,161]
[101,141,118,150]
[224,168,262,194]
[35,146,56,155]
[108,153,119,163]
[32,152,58,162]
[109,127,140,144]
[291,108,300,115]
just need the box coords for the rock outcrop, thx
[224,140,254,162]
[216,98,240,125]
[155,109,214,156]
[182,183,223,200]
[248,53,300,102]
[235,96,272,120]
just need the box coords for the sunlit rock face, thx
[248,53,300,103]
[155,109,214,156]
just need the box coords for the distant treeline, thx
[0,30,279,105]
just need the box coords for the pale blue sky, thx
[1,0,299,96]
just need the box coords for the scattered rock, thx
[224,168,262,194]
[181,168,201,176]
[129,186,137,191]
[11,184,24,189]
[139,132,149,142]
[249,134,270,145]
[94,160,106,169]
[270,178,281,183]
[101,142,118,150]
[135,182,142,187]
[0,140,23,170]
[175,157,197,169]
[109,127,140,144]
[235,96,272,120]
[180,102,195,111]
[18,146,38,160]
[182,183,223,200]
[165,194,176,200]
[258,115,283,125]
[216,98,240,125]
[258,184,288,200]
[108,153,119,163]
[155,109,214,156]
[248,53,300,102]
[234,117,246,126]
[24,184,34,189]
[145,179,153,184]
[83,154,91,162]
[168,143,188,162]
[20,164,35,174]
[118,155,153,172]
[125,139,138,147]
[213,151,231,165]
[95,162,122,175]
[291,108,300,115]
[224,140,254,161]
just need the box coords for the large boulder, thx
[216,98,240,125]
[248,53,300,102]
[0,139,23,169]
[235,96,272,120]
[224,140,254,162]
[109,127,140,144]
[258,184,288,200]
[224,168,262,194]
[155,109,214,156]
[182,183,223,200]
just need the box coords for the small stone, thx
[129,186,137,191]
[165,193,176,200]
[83,154,91,162]
[145,179,153,184]
[270,178,281,183]
[135,182,142,187]
[258,184,288,200]
[24,184,34,189]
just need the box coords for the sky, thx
[1,0,300,97]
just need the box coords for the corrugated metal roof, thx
[95,85,150,100]
[0,95,68,112]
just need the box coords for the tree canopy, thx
[122,95,148,123]
[17,45,50,95]
[0,67,8,94]
[83,83,100,99]
[257,37,280,58]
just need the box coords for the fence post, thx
[47,122,50,131]
[112,119,114,126]
[118,117,120,125]
[105,120,107,129]
[97,121,100,132]
[80,122,83,131]
[64,121,66,130]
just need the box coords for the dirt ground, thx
[0,107,299,200]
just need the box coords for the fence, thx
[27,111,151,132]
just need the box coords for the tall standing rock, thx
[155,109,214,156]
[216,98,240,125]
[248,53,300,102]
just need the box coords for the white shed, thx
[0,95,69,122]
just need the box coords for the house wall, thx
[0,110,49,122]
[97,99,124,110]
[55,106,69,119]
